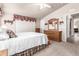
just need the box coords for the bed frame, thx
[0,44,48,56]
[12,44,48,56]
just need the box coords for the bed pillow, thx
[0,28,6,33]
[0,33,9,40]
[6,30,17,38]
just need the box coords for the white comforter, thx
[0,32,48,55]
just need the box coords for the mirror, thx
[48,18,59,30]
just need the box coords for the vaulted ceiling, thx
[1,3,67,19]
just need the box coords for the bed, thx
[0,32,48,56]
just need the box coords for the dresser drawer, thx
[45,32,54,36]
[44,30,62,42]
[44,31,55,34]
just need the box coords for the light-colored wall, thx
[15,20,35,33]
[35,19,40,28]
[0,3,67,31]
[0,4,3,26]
[40,3,79,42]
[1,3,36,33]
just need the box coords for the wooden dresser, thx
[44,30,62,42]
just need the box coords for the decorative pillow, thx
[6,30,17,38]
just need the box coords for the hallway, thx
[67,33,79,44]
[74,33,79,44]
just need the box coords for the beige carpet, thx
[33,42,79,56]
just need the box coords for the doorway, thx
[68,13,79,44]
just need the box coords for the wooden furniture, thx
[74,28,78,33]
[35,28,40,33]
[44,30,62,42]
[0,49,8,56]
[45,18,64,30]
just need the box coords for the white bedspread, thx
[0,32,48,55]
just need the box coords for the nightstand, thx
[35,28,40,33]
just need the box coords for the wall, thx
[0,4,3,26]
[15,20,35,33]
[40,3,79,42]
[1,4,36,33]
[35,19,40,28]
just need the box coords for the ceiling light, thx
[34,3,51,9]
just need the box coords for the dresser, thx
[44,30,62,42]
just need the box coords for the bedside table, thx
[35,28,40,33]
